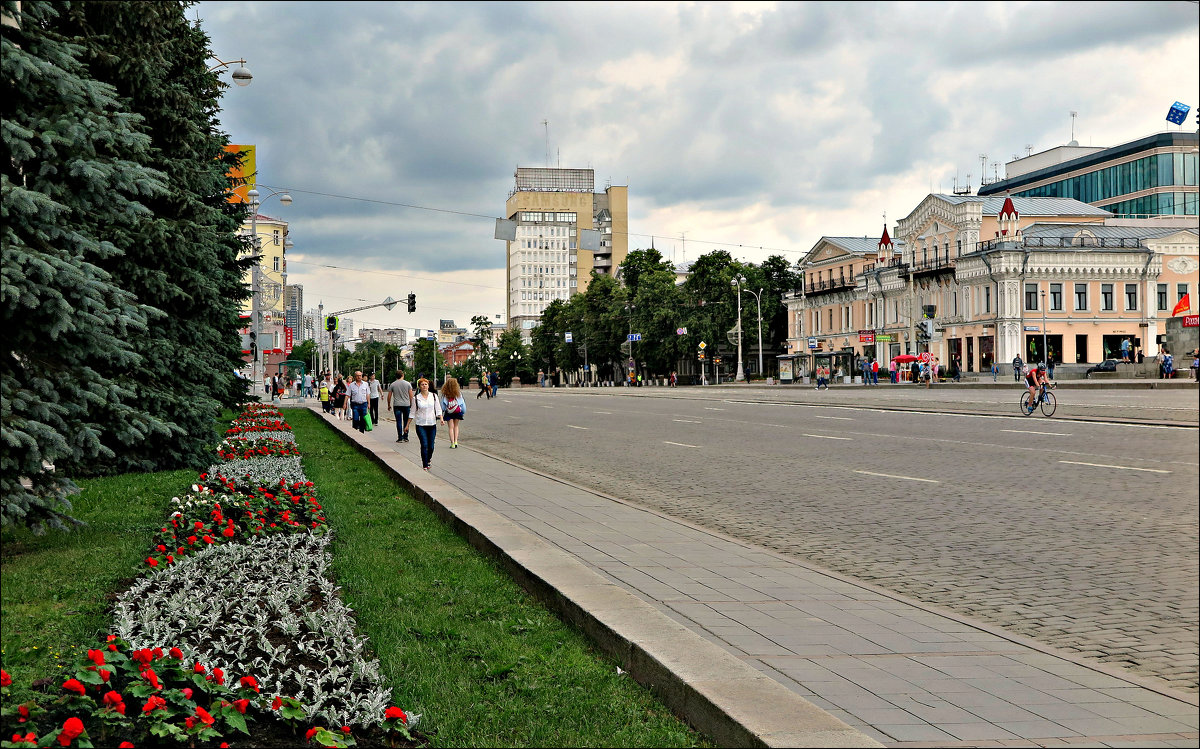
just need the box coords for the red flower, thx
[147,557,159,567]
[232,698,249,714]
[194,521,204,530]
[181,688,193,700]
[13,733,37,748]
[165,555,175,564]
[169,647,183,660]
[193,663,206,674]
[57,717,84,746]
[187,536,197,545]
[1,669,11,687]
[152,647,163,660]
[17,705,28,722]
[202,535,214,544]
[238,675,259,692]
[384,706,408,723]
[61,678,85,696]
[142,695,167,714]
[210,667,225,685]
[131,649,153,667]
[102,691,126,715]
[305,728,318,741]
[195,706,215,726]
[271,696,283,710]
[99,669,112,683]
[141,668,160,690]
[86,649,106,668]
[185,717,195,730]
[156,545,166,552]
[119,743,135,748]
[222,526,235,538]
[341,726,351,733]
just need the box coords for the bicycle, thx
[1019,381,1057,417]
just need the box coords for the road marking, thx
[663,441,700,448]
[704,407,725,411]
[541,405,554,409]
[593,411,612,415]
[854,470,940,484]
[502,399,512,403]
[814,415,854,421]
[566,425,588,430]
[673,419,701,423]
[802,433,853,441]
[1059,460,1171,474]
[1002,429,1072,436]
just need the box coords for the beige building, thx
[505,167,628,341]
[239,212,291,368]
[358,328,407,346]
[785,194,1199,377]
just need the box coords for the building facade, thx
[358,328,407,346]
[284,284,303,337]
[784,193,1199,377]
[239,212,290,371]
[505,167,628,342]
[980,131,1198,217]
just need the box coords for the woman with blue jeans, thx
[406,378,443,471]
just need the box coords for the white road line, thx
[1002,429,1072,436]
[673,419,702,423]
[814,415,854,421]
[802,433,853,441]
[541,405,554,409]
[593,411,612,415]
[664,441,700,448]
[704,407,725,411]
[854,470,940,484]
[566,425,588,430]
[1059,460,1171,474]
[502,399,512,403]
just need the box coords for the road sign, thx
[807,336,818,350]
[628,333,642,342]
[565,332,573,343]
[698,341,707,350]
[426,330,436,341]
[676,327,687,335]
[382,296,397,311]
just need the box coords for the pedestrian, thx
[670,370,678,387]
[388,368,413,443]
[1047,358,1055,380]
[477,373,490,399]
[933,357,941,383]
[860,357,869,385]
[489,370,498,398]
[1191,348,1199,381]
[1121,337,1132,363]
[347,370,370,433]
[331,374,347,420]
[888,358,896,384]
[1161,348,1174,379]
[319,378,330,413]
[991,360,998,382]
[407,378,443,471]
[637,373,643,387]
[1012,355,1023,383]
[870,358,879,385]
[911,359,920,384]
[368,372,382,424]
[303,372,314,398]
[440,376,466,448]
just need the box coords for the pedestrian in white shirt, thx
[346,370,371,433]
[407,378,443,470]
[367,372,383,424]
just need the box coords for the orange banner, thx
[224,144,256,203]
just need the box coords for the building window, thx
[272,230,280,246]
[1157,283,1169,311]
[1101,284,1114,311]
[985,286,991,313]
[1124,283,1138,311]
[1050,283,1063,311]
[1179,283,1189,301]
[1075,283,1088,311]
[272,256,280,272]
[1025,283,1039,311]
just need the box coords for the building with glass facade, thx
[979,132,1198,217]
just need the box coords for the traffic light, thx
[922,319,935,339]
[407,293,416,313]
[922,305,937,319]
[326,316,338,332]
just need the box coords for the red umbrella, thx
[892,354,918,363]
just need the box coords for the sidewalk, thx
[311,406,1198,748]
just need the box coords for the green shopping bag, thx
[364,411,374,431]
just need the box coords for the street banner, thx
[1183,314,1199,328]
[858,330,875,343]
[284,326,293,353]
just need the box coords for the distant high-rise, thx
[284,284,303,335]
[504,167,628,341]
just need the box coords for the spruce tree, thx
[1,0,168,531]
[55,1,252,474]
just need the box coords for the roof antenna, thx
[1068,111,1078,146]
[542,119,549,166]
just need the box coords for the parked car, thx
[1085,359,1119,378]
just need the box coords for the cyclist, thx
[1025,361,1048,409]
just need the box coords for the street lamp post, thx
[1041,289,1049,371]
[247,187,292,395]
[624,303,636,386]
[731,278,745,381]
[738,277,764,377]
[208,57,253,85]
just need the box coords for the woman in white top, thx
[406,378,443,470]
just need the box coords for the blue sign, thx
[628,333,642,342]
[426,330,436,341]
[1166,101,1191,125]
[565,332,573,343]
[807,336,818,350]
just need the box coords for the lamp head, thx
[279,193,293,206]
[231,65,253,86]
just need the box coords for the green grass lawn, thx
[290,409,705,748]
[0,466,195,698]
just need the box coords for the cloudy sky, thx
[196,1,1199,336]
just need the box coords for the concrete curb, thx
[308,406,882,748]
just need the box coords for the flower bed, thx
[1,404,417,748]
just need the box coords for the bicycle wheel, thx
[1040,391,1057,417]
[1019,392,1035,415]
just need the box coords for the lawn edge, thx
[301,405,883,749]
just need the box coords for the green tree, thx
[579,273,629,382]
[494,327,533,385]
[55,1,252,475]
[681,251,738,372]
[618,247,674,298]
[1,0,167,531]
[469,314,493,370]
[290,339,317,371]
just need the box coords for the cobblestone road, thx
[463,385,1199,694]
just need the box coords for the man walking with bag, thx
[347,370,371,433]
[387,369,413,443]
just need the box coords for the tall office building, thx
[980,131,1198,217]
[505,168,628,340]
[284,284,303,335]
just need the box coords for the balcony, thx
[972,236,1145,253]
[910,256,956,278]
[803,276,856,297]
[592,256,612,268]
